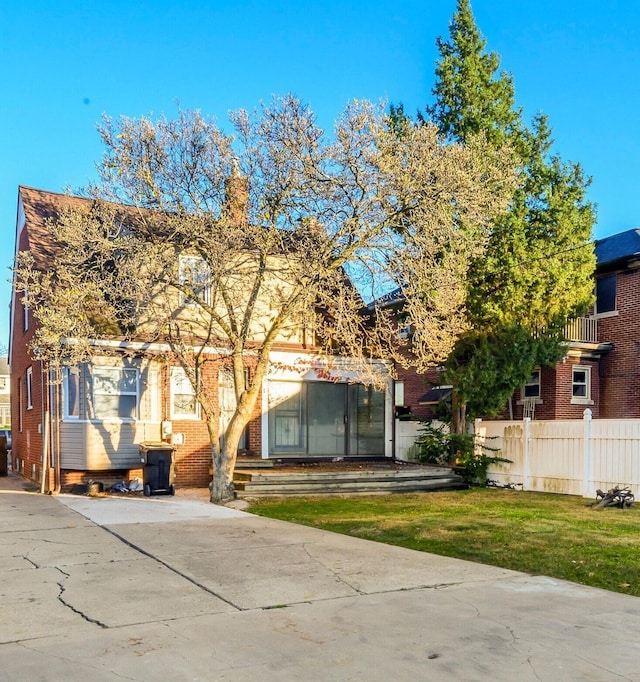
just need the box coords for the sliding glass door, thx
[268,381,385,457]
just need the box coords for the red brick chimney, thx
[224,159,249,227]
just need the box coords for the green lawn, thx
[248,488,640,597]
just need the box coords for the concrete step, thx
[233,466,466,497]
[235,458,276,469]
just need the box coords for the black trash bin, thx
[0,435,7,477]
[139,443,176,496]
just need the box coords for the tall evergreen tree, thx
[425,0,596,430]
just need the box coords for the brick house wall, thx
[161,358,264,488]
[598,267,640,417]
[10,221,46,484]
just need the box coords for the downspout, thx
[391,378,397,461]
[53,365,61,494]
[39,360,49,494]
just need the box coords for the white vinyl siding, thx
[59,420,162,469]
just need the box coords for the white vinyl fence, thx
[395,420,423,461]
[476,409,640,497]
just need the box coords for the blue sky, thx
[2,0,639,348]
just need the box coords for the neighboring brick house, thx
[506,228,640,421]
[10,186,393,492]
[389,228,640,423]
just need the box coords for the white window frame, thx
[179,255,212,306]
[170,366,200,419]
[26,367,33,410]
[92,367,139,420]
[63,367,80,420]
[571,365,593,405]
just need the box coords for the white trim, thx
[26,367,33,410]
[85,338,239,356]
[590,310,619,320]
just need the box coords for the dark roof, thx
[369,286,403,309]
[595,228,640,268]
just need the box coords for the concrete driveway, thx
[1,472,639,681]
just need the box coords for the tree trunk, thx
[208,384,260,504]
[451,389,467,435]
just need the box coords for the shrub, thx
[414,420,510,486]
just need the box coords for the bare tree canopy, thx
[15,95,514,502]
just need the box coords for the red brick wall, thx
[10,225,47,485]
[159,357,264,488]
[598,268,640,417]
[394,364,440,420]
[495,359,599,421]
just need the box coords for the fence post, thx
[523,417,531,491]
[583,408,593,498]
[474,418,482,455]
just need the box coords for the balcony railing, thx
[564,317,598,343]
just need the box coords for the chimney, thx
[224,159,249,227]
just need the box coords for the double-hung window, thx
[92,367,138,419]
[64,368,80,419]
[522,369,541,400]
[170,367,199,419]
[179,255,211,306]
[571,366,592,404]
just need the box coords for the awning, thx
[418,386,453,405]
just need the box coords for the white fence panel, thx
[528,420,585,495]
[480,413,640,497]
[395,420,423,461]
[394,419,452,462]
[476,421,525,487]
[590,420,640,494]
